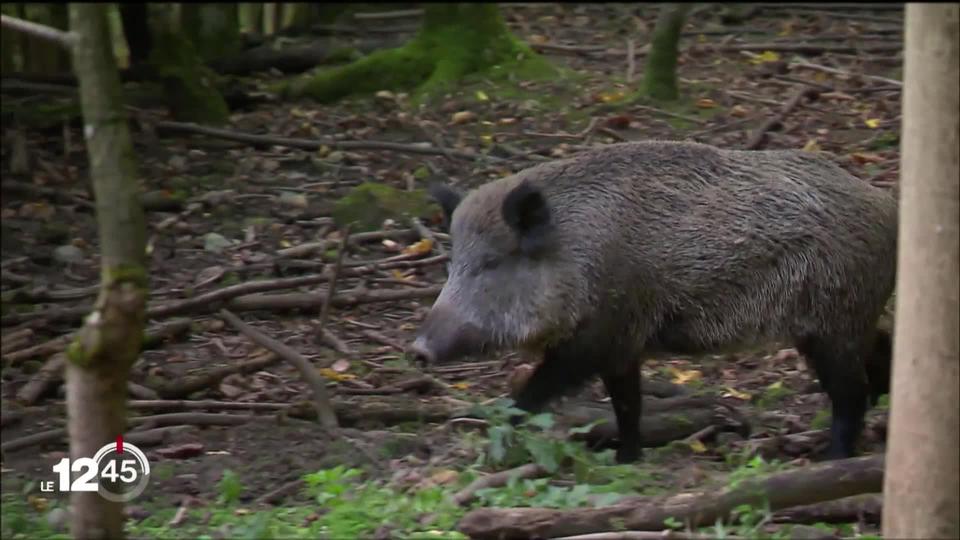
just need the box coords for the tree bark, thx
[67,4,149,539]
[639,3,692,101]
[882,4,960,539]
[181,3,241,62]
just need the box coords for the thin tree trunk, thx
[639,3,692,101]
[882,4,960,539]
[67,4,149,539]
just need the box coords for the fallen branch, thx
[789,61,902,88]
[745,86,820,150]
[226,285,442,313]
[457,454,885,539]
[353,8,423,20]
[772,493,882,525]
[453,464,548,506]
[153,352,280,399]
[275,228,419,258]
[703,42,901,55]
[153,121,503,162]
[2,263,442,326]
[219,309,338,430]
[0,14,75,48]
[553,532,746,540]
[14,319,193,404]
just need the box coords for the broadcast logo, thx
[42,436,151,502]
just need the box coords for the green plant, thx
[811,408,832,430]
[217,469,244,504]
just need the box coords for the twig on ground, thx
[153,121,503,163]
[219,309,339,429]
[745,86,821,150]
[317,226,351,331]
[410,217,446,255]
[789,61,902,88]
[625,39,636,83]
[452,463,548,506]
[632,104,707,125]
[704,42,901,55]
[353,8,423,20]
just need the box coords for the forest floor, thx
[1,4,901,539]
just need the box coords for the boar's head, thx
[409,175,579,365]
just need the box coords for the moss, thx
[149,28,229,125]
[332,182,438,232]
[284,4,556,104]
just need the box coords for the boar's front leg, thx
[601,360,642,464]
[512,340,603,421]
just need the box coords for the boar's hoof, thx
[615,445,642,464]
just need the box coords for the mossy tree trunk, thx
[639,3,692,102]
[119,3,152,65]
[181,3,241,63]
[67,4,149,538]
[882,4,959,539]
[148,10,229,124]
[286,3,552,103]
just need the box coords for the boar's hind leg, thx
[796,334,872,460]
[601,361,642,464]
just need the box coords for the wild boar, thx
[410,140,898,463]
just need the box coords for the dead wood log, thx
[457,453,884,539]
[772,493,883,525]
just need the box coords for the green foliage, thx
[1,493,70,540]
[756,380,794,409]
[217,469,244,504]
[284,4,555,103]
[811,408,832,430]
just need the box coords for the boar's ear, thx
[502,182,552,254]
[427,182,463,231]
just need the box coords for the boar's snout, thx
[409,304,484,365]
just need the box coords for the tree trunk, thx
[119,3,152,65]
[281,2,314,31]
[240,2,263,35]
[181,3,241,62]
[285,3,553,103]
[639,3,692,102]
[882,4,960,540]
[67,4,149,539]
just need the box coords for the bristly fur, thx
[420,140,899,461]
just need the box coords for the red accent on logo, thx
[116,435,124,454]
